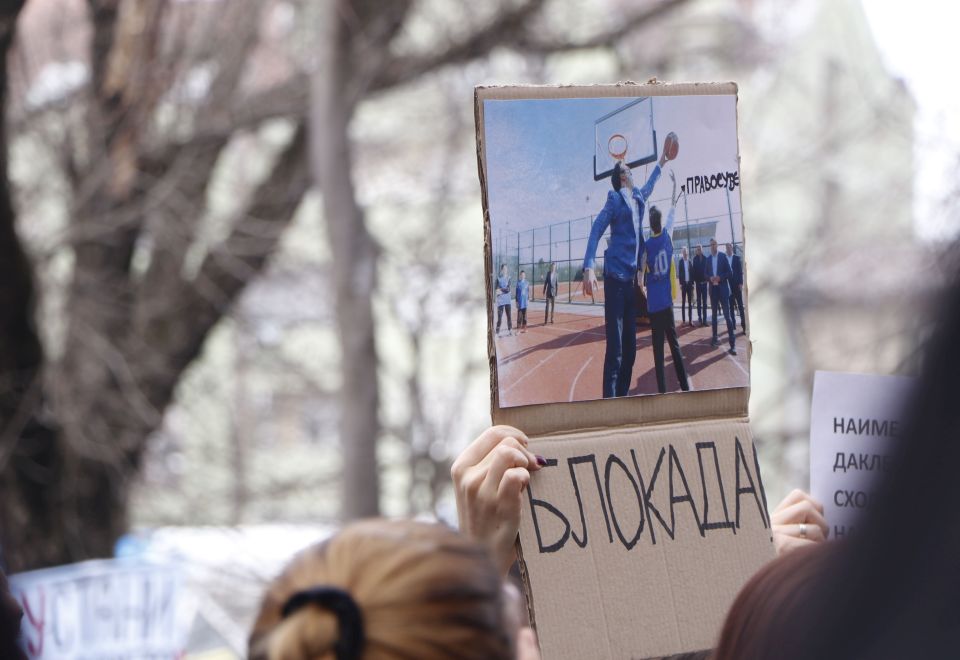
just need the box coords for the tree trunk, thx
[311,1,381,520]
[0,0,119,573]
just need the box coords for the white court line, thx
[504,330,585,394]
[568,356,594,401]
[726,347,749,378]
[690,337,749,379]
[533,325,606,338]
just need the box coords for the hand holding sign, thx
[452,425,545,575]
[770,489,829,555]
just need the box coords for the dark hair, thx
[722,265,960,660]
[649,206,662,233]
[713,544,830,660]
[611,161,623,191]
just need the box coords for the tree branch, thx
[514,0,692,54]
[370,0,691,92]
[130,123,310,412]
[371,0,546,92]
[139,78,309,168]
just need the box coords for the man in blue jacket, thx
[706,238,736,354]
[583,143,672,398]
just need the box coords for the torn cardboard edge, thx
[475,81,750,437]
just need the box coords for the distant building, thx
[736,0,935,494]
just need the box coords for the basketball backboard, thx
[593,97,657,181]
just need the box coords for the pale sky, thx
[484,94,744,247]
[862,1,960,240]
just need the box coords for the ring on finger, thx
[799,523,807,539]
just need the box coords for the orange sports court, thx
[494,292,749,408]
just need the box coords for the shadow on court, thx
[495,307,748,406]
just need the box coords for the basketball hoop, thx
[607,133,628,162]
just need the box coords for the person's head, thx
[681,247,688,259]
[499,264,507,276]
[695,245,703,256]
[719,267,960,660]
[520,270,526,280]
[649,206,662,234]
[710,239,718,255]
[550,262,556,273]
[713,544,830,660]
[249,520,515,660]
[611,161,633,192]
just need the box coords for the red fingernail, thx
[536,455,547,466]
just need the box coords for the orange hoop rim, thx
[607,133,628,161]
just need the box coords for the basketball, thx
[664,132,679,160]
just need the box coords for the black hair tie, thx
[281,586,365,660]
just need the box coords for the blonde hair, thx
[248,519,514,660]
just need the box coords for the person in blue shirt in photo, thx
[515,270,529,333]
[494,264,513,336]
[583,141,673,398]
[640,171,690,394]
[706,238,736,354]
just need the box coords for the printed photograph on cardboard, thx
[484,93,748,407]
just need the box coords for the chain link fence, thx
[492,206,743,307]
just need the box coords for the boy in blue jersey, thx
[641,171,690,394]
[583,143,673,398]
[515,270,529,333]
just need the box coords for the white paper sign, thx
[809,371,914,538]
[9,559,190,659]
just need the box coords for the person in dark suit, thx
[692,244,707,326]
[542,262,558,324]
[706,238,736,354]
[677,246,694,326]
[726,243,746,334]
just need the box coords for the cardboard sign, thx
[9,559,191,659]
[518,421,771,659]
[476,81,773,659]
[809,370,914,538]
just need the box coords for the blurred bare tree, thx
[0,0,693,570]
[4,0,937,575]
[1,0,312,571]
[0,0,33,571]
